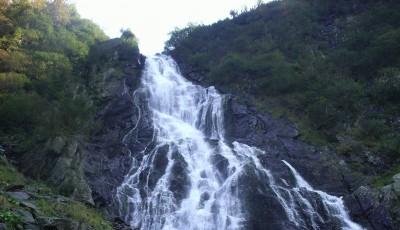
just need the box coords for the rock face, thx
[345,186,396,230]
[83,39,149,211]
[14,136,93,204]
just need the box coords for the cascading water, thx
[115,55,364,230]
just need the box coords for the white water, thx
[115,55,363,230]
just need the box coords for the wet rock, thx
[211,153,229,180]
[112,218,131,230]
[146,145,169,190]
[198,192,211,209]
[169,150,191,203]
[238,165,288,230]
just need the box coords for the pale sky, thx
[69,0,263,54]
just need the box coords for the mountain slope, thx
[0,1,141,229]
[166,0,400,228]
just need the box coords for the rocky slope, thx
[83,38,148,211]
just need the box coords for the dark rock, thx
[84,46,147,210]
[0,223,6,230]
[24,224,41,230]
[210,153,229,180]
[0,145,5,154]
[5,184,24,192]
[345,186,395,230]
[112,218,131,230]
[145,145,169,190]
[238,165,289,230]
[38,217,92,230]
[169,149,191,203]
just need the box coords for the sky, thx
[69,0,262,54]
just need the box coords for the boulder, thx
[6,191,30,201]
[16,210,35,224]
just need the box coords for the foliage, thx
[0,210,21,229]
[0,72,30,92]
[166,0,400,169]
[0,0,108,144]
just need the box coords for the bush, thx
[0,72,30,92]
[0,93,44,133]
[358,118,389,140]
[0,211,22,229]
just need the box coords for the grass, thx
[0,156,25,187]
[0,194,23,229]
[35,199,113,230]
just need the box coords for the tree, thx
[120,28,138,48]
[46,0,70,25]
[229,10,238,18]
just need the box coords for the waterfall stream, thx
[115,55,363,230]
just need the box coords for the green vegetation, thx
[0,1,139,228]
[36,199,113,230]
[0,210,22,229]
[166,0,400,178]
[0,0,110,149]
[0,156,25,186]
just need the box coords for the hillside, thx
[165,0,400,228]
[0,0,141,229]
[166,0,400,183]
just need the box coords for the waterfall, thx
[115,55,363,230]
